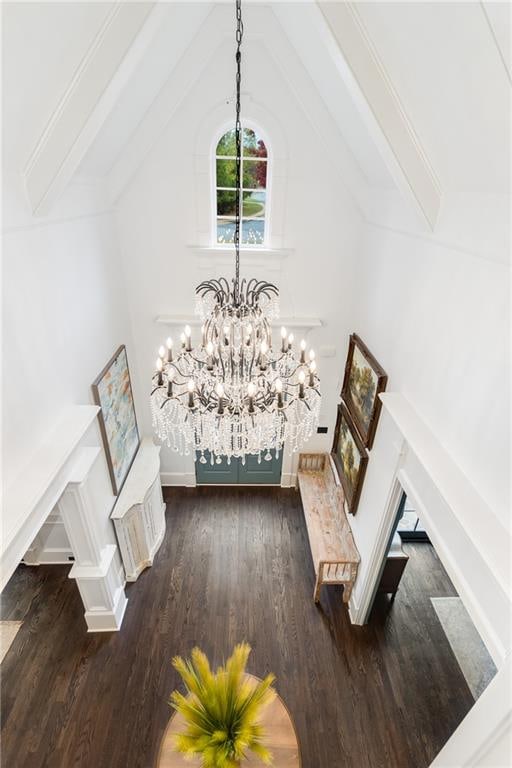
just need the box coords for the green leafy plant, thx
[170,643,275,767]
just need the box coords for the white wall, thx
[347,197,511,665]
[115,34,364,482]
[354,218,510,528]
[2,212,134,493]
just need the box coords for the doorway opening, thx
[369,488,497,702]
[195,451,283,485]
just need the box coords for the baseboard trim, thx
[281,472,297,488]
[348,593,361,625]
[160,472,196,487]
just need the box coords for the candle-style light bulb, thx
[298,369,306,398]
[287,333,294,351]
[156,357,163,385]
[166,337,173,362]
[187,379,195,408]
[216,382,225,414]
[281,326,287,352]
[180,332,186,349]
[309,359,317,387]
[166,367,174,396]
[275,378,284,408]
[300,339,306,363]
[223,325,230,346]
[259,340,268,370]
[184,325,192,351]
[309,348,315,361]
[247,381,256,413]
[158,345,166,359]
[206,341,214,370]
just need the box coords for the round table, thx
[157,675,301,767]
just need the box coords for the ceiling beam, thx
[22,1,158,216]
[316,1,441,230]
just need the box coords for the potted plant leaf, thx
[170,643,275,767]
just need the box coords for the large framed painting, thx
[331,402,368,515]
[92,345,140,496]
[341,334,388,450]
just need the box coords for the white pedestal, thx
[58,447,127,632]
[111,439,165,582]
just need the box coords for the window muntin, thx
[215,127,268,246]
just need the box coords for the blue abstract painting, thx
[93,346,139,495]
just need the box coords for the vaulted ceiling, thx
[3,1,510,231]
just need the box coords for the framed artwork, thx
[341,333,388,450]
[331,401,368,516]
[92,345,140,496]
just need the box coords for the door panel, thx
[195,451,283,485]
[239,453,283,484]
[195,453,239,485]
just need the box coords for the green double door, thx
[195,451,283,485]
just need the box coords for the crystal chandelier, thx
[150,0,320,464]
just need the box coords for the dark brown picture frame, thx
[341,333,388,450]
[331,401,369,515]
[92,345,140,496]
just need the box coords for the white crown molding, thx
[155,314,323,332]
[316,1,441,231]
[22,1,158,216]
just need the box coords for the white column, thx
[58,447,127,632]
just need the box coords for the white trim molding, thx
[1,405,99,591]
[155,314,322,334]
[23,1,156,215]
[350,392,510,667]
[317,1,441,230]
[58,447,127,632]
[160,472,196,488]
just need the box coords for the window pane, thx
[216,130,236,157]
[242,219,265,245]
[217,190,237,216]
[242,191,265,218]
[243,160,267,189]
[216,159,237,188]
[217,218,235,244]
[243,128,267,158]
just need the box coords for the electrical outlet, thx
[317,426,328,434]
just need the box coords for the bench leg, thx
[313,573,323,603]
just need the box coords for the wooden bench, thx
[297,453,360,604]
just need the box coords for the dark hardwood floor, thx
[1,487,474,768]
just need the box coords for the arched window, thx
[215,126,268,246]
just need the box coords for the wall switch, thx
[317,426,328,434]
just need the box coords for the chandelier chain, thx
[234,0,243,304]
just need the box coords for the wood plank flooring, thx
[1,487,475,768]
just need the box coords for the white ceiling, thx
[2,2,114,177]
[3,1,510,221]
[77,2,395,192]
[355,1,511,193]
